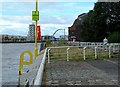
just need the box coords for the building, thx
[1,35,27,42]
[27,23,35,41]
[68,25,76,41]
[68,13,87,41]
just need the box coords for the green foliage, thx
[57,39,69,46]
[108,32,120,43]
[58,39,65,44]
[78,2,120,42]
[46,39,51,47]
[80,10,96,41]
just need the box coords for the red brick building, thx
[68,13,87,41]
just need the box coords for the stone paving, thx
[44,59,118,85]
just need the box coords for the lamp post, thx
[64,29,65,42]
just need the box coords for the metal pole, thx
[34,0,38,59]
[95,47,97,59]
[48,49,51,63]
[64,29,65,43]
[83,47,86,60]
[109,45,111,58]
[67,48,70,61]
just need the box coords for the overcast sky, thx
[0,0,96,38]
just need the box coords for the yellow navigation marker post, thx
[32,0,39,59]
[19,50,33,75]
[19,0,40,77]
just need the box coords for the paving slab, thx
[44,60,118,85]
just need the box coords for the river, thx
[1,43,41,85]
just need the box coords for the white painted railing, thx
[47,45,119,63]
[34,48,47,85]
[18,43,119,87]
[68,41,120,47]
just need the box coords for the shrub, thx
[108,32,120,43]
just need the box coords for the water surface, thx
[2,43,41,85]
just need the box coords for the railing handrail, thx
[47,44,119,49]
[19,43,120,86]
[34,48,47,85]
[69,41,120,44]
[47,45,119,63]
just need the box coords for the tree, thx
[78,2,120,42]
[79,10,96,41]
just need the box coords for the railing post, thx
[83,47,86,60]
[67,48,70,61]
[95,47,97,59]
[48,49,51,63]
[109,45,111,58]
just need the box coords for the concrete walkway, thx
[43,59,118,85]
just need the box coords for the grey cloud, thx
[39,15,76,24]
[1,28,27,36]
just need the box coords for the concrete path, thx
[43,59,118,85]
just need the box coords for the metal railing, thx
[18,43,119,87]
[34,48,47,85]
[47,45,119,63]
[69,41,120,47]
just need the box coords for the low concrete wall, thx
[18,50,46,86]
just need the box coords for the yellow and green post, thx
[32,0,39,59]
